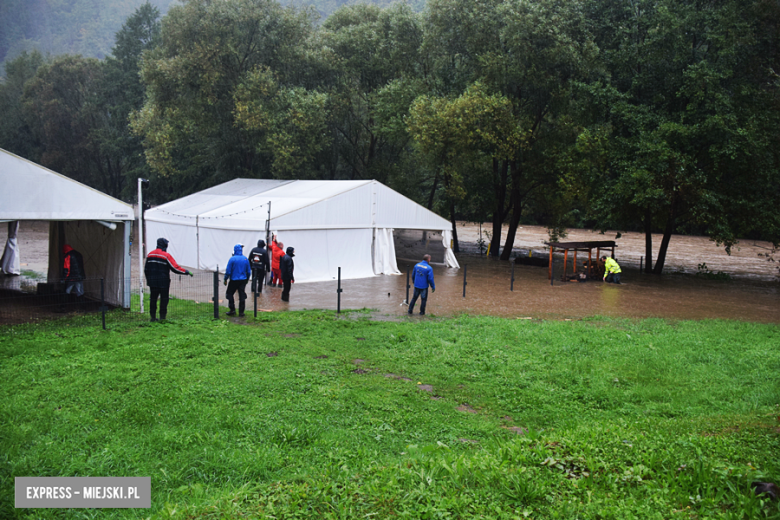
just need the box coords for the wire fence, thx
[0,272,218,329]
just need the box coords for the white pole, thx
[138,178,145,314]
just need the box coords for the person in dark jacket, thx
[144,237,192,322]
[62,244,86,298]
[224,243,251,316]
[407,254,435,316]
[248,239,268,294]
[280,246,295,302]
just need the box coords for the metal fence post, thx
[550,256,554,286]
[337,267,342,313]
[100,278,106,330]
[640,256,643,274]
[213,270,219,319]
[405,266,410,304]
[511,261,515,291]
[254,282,257,318]
[462,264,467,298]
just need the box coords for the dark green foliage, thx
[0,51,46,160]
[576,0,780,271]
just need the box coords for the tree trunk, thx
[490,159,509,257]
[644,208,653,273]
[450,201,459,253]
[500,162,522,261]
[426,172,439,210]
[653,204,676,274]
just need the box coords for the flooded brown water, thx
[3,221,779,323]
[252,255,780,323]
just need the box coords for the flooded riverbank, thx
[251,255,780,323]
[2,222,778,323]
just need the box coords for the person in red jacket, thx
[144,238,192,321]
[269,235,285,286]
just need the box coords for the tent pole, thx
[138,179,145,314]
[123,221,131,309]
[265,201,271,286]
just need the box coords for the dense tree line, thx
[1,0,778,271]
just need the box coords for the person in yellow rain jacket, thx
[601,255,622,284]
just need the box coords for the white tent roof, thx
[0,148,133,221]
[146,179,452,231]
[145,179,459,280]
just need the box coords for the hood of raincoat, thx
[285,247,295,257]
[233,244,244,255]
[157,237,169,251]
[63,244,73,255]
[257,240,266,248]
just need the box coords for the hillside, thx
[0,0,177,73]
[0,0,425,77]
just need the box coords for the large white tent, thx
[145,179,459,283]
[0,148,134,307]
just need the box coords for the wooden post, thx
[563,249,568,280]
[611,246,615,258]
[588,249,592,277]
[573,250,578,274]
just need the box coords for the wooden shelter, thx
[545,241,617,281]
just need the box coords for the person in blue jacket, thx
[224,243,251,317]
[408,254,435,316]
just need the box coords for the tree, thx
[407,84,522,251]
[22,55,123,195]
[234,67,330,178]
[582,0,780,273]
[422,0,598,259]
[131,0,318,191]
[0,50,46,159]
[321,3,425,182]
[100,1,162,200]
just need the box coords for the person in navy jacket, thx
[408,254,435,316]
[224,243,251,317]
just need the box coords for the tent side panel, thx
[197,227,373,282]
[145,221,200,271]
[283,228,375,283]
[46,221,126,305]
[197,227,271,272]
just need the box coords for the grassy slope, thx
[1,311,779,519]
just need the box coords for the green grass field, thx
[1,311,779,519]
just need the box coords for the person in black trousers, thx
[144,238,192,321]
[248,239,268,294]
[280,246,295,302]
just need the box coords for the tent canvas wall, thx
[144,179,459,283]
[0,148,134,307]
